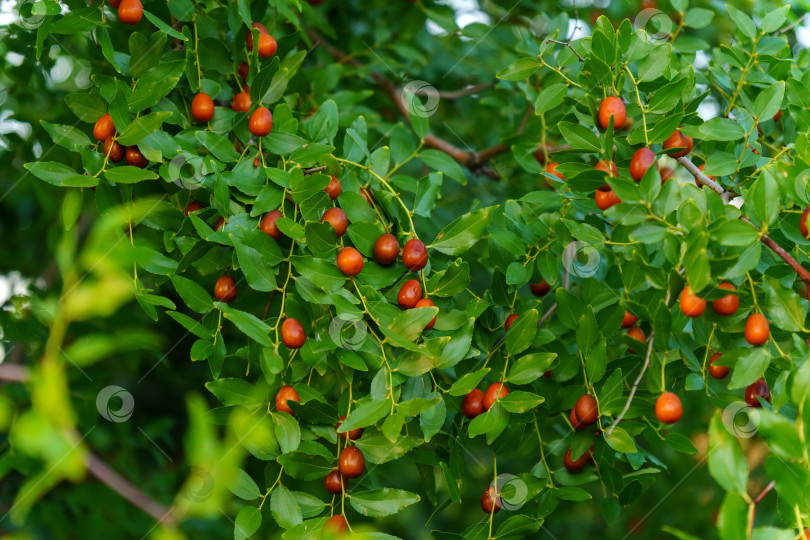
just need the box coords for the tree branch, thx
[605,331,655,436]
[0,363,29,383]
[306,28,508,178]
[748,480,775,538]
[86,453,176,525]
[0,364,176,525]
[427,82,496,100]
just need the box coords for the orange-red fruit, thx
[249,107,274,136]
[660,166,674,182]
[483,382,509,411]
[338,446,365,478]
[281,318,306,349]
[260,210,283,240]
[325,175,342,200]
[481,486,501,514]
[336,247,364,277]
[621,311,638,329]
[709,353,729,379]
[214,275,238,303]
[337,415,363,440]
[800,207,810,239]
[373,233,400,265]
[415,298,437,330]
[530,280,551,297]
[191,93,215,123]
[323,470,346,494]
[598,96,627,130]
[745,379,770,407]
[402,238,428,271]
[238,62,249,82]
[655,392,682,424]
[595,188,621,210]
[595,159,618,177]
[109,0,121,7]
[103,137,124,162]
[712,282,739,316]
[246,22,268,50]
[462,389,485,419]
[629,147,656,181]
[679,285,706,318]
[184,201,204,216]
[626,326,646,354]
[505,314,519,331]
[397,279,422,309]
[232,92,251,112]
[214,217,225,231]
[323,515,347,535]
[275,385,300,414]
[125,146,148,168]
[93,114,115,141]
[545,162,565,183]
[744,313,769,346]
[694,163,715,187]
[774,110,782,122]
[257,33,277,58]
[118,0,143,24]
[574,394,598,426]
[663,129,693,158]
[564,447,588,473]
[570,407,582,429]
[321,207,348,237]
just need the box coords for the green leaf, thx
[699,118,745,141]
[272,412,301,454]
[205,378,262,409]
[290,256,347,292]
[507,353,556,385]
[448,368,490,396]
[337,400,389,433]
[117,111,173,146]
[638,43,671,82]
[708,411,748,493]
[24,161,79,186]
[418,149,466,184]
[170,275,214,313]
[41,121,93,149]
[234,242,277,292]
[534,83,568,116]
[728,347,771,390]
[499,391,544,413]
[753,81,785,121]
[230,469,262,500]
[105,166,158,184]
[234,506,262,540]
[218,303,273,347]
[761,275,805,332]
[496,57,541,81]
[270,484,302,529]
[558,121,601,152]
[349,488,420,517]
[430,206,496,255]
[604,427,637,453]
[761,5,790,33]
[726,4,757,39]
[505,309,539,356]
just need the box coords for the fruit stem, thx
[193,17,202,92]
[623,65,648,147]
[605,331,655,436]
[532,412,556,489]
[725,36,759,117]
